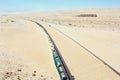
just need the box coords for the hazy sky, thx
[0,0,120,12]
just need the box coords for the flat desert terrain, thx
[0,19,59,80]
[0,8,120,80]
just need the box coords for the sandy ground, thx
[0,8,120,80]
[0,19,59,80]
[39,21,120,80]
[48,23,120,74]
[36,8,120,28]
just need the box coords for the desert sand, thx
[48,23,120,73]
[0,8,120,80]
[0,19,59,80]
[44,8,120,28]
[39,21,120,80]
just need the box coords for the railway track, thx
[31,21,74,80]
[50,25,120,76]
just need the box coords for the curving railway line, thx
[50,26,120,76]
[31,21,74,80]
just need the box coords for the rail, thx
[32,21,74,80]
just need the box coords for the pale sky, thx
[0,0,120,12]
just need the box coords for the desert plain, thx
[0,8,120,80]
